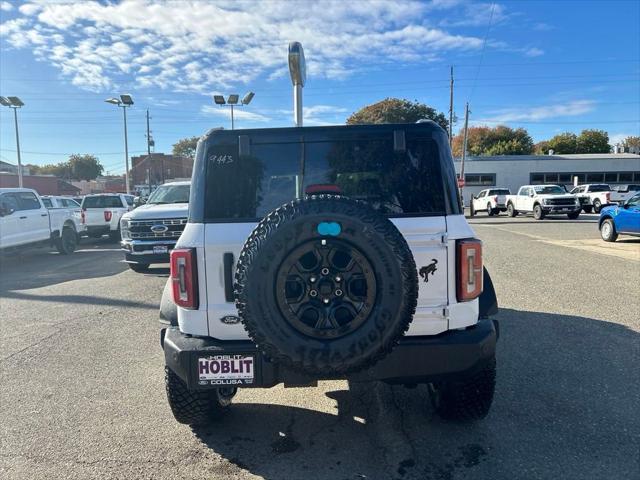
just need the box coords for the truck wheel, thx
[469,201,475,217]
[582,206,593,214]
[56,227,77,255]
[165,367,235,426]
[487,203,494,216]
[235,195,418,376]
[533,204,545,220]
[428,358,496,422]
[506,203,517,217]
[600,218,618,242]
[109,229,121,242]
[128,263,150,273]
[567,211,580,220]
[593,199,602,213]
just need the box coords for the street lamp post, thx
[105,94,134,194]
[0,96,25,187]
[288,42,306,127]
[213,92,255,130]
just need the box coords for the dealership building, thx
[453,153,640,205]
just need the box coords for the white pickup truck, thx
[569,184,612,213]
[470,188,511,216]
[506,184,581,220]
[610,184,640,204]
[81,193,133,241]
[0,188,82,254]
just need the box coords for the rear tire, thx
[487,203,494,216]
[428,358,496,422]
[507,203,517,217]
[109,229,121,242]
[128,263,150,273]
[582,206,593,214]
[567,211,580,220]
[56,227,77,255]
[469,201,475,217]
[593,199,602,213]
[533,204,545,220]
[600,218,618,242]
[165,367,235,426]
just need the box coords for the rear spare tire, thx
[235,195,418,376]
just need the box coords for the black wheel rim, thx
[275,238,377,340]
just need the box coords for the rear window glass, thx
[82,196,123,208]
[489,189,510,195]
[42,198,53,208]
[588,184,610,192]
[204,135,446,221]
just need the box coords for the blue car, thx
[599,192,640,242]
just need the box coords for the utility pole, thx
[460,102,470,201]
[146,109,152,192]
[122,106,130,195]
[449,66,454,147]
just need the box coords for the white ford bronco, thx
[159,122,499,425]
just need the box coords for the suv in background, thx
[599,192,640,242]
[120,181,190,272]
[159,122,499,426]
[470,188,511,216]
[80,193,131,241]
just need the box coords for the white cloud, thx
[440,3,509,27]
[0,0,506,93]
[200,105,271,123]
[0,1,12,12]
[478,100,596,123]
[524,47,544,57]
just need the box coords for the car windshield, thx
[147,185,190,204]
[589,184,610,192]
[534,185,566,195]
[82,196,123,208]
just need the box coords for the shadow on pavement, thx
[190,308,638,480]
[0,289,157,310]
[0,237,126,293]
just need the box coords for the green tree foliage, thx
[172,136,199,160]
[621,136,640,150]
[346,98,449,131]
[534,140,551,154]
[547,132,577,154]
[576,129,610,154]
[28,154,103,180]
[451,125,534,157]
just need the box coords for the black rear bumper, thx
[162,319,498,390]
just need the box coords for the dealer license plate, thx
[197,355,255,386]
[153,245,168,254]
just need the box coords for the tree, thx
[172,136,199,160]
[534,140,551,155]
[622,136,640,152]
[346,98,449,131]
[547,132,577,154]
[68,154,103,180]
[576,129,609,154]
[451,125,534,157]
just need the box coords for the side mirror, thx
[529,192,535,198]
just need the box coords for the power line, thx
[468,2,496,102]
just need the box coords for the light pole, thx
[0,96,25,187]
[213,92,255,130]
[288,42,306,127]
[105,94,134,194]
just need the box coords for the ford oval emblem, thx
[220,315,241,325]
[151,224,169,233]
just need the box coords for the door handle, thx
[19,216,27,219]
[41,214,48,217]
[223,253,234,302]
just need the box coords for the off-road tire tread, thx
[234,194,418,376]
[164,367,228,425]
[433,358,496,422]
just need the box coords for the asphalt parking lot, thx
[1,215,638,480]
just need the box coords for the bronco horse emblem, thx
[419,259,438,283]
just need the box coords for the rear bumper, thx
[162,318,498,389]
[85,225,110,235]
[121,239,176,264]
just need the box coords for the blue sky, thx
[0,0,638,174]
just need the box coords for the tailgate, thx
[84,208,108,226]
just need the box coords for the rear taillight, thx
[605,192,610,202]
[493,195,498,202]
[81,209,86,224]
[170,248,199,309]
[104,210,112,222]
[457,239,483,302]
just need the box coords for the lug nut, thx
[335,289,343,296]
[310,276,317,283]
[335,276,342,282]
[321,268,330,275]
[323,298,330,304]
[309,290,318,297]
